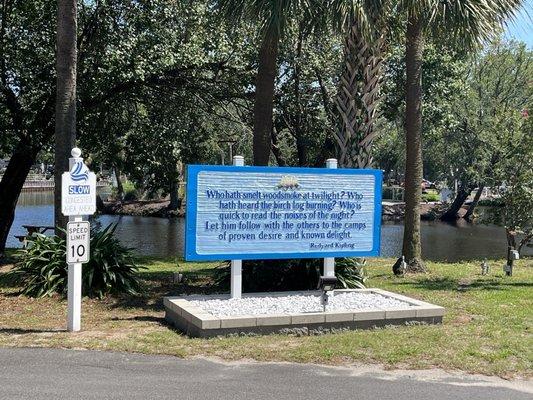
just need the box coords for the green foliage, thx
[111,180,138,201]
[8,235,67,298]
[334,257,367,289]
[214,257,366,292]
[122,180,138,201]
[421,192,439,202]
[378,37,532,190]
[498,113,533,234]
[478,198,505,207]
[379,41,470,182]
[8,225,144,299]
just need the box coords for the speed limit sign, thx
[66,221,90,264]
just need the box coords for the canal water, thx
[7,191,531,262]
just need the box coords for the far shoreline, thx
[100,199,461,221]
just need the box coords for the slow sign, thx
[61,160,97,216]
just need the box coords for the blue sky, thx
[505,0,532,46]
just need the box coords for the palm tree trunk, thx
[53,0,77,235]
[402,15,426,272]
[335,21,385,168]
[253,32,278,166]
[293,26,307,166]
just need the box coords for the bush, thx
[478,198,505,207]
[421,192,439,202]
[110,180,138,201]
[214,257,366,293]
[122,180,138,201]
[8,224,144,298]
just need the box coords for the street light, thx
[318,276,337,312]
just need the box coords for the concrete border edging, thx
[164,289,445,338]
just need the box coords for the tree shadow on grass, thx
[394,277,533,291]
[109,315,166,324]
[0,327,66,335]
[108,271,223,313]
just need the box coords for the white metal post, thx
[324,158,337,279]
[67,148,83,332]
[67,218,82,332]
[231,155,244,299]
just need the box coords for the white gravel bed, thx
[189,292,412,317]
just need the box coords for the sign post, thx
[61,148,96,332]
[324,159,337,279]
[230,155,244,299]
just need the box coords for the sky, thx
[504,0,533,46]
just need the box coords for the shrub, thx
[8,224,144,298]
[421,192,439,202]
[8,234,67,297]
[122,180,138,201]
[214,257,366,293]
[110,180,138,201]
[478,198,505,207]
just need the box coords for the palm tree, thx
[54,0,78,234]
[330,0,388,168]
[400,0,523,271]
[218,0,311,166]
[219,1,389,167]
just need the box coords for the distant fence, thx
[19,179,111,192]
[22,180,55,191]
[382,186,404,202]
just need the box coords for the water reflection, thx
[17,191,54,206]
[95,215,185,258]
[8,191,531,261]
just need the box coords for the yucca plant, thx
[8,224,144,298]
[83,224,144,298]
[9,234,67,298]
[335,257,367,289]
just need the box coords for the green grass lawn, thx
[0,254,531,378]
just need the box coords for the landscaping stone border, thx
[164,289,444,338]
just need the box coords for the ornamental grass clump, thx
[8,224,144,298]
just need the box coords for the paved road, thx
[0,348,531,400]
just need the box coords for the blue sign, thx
[185,165,382,261]
[68,185,91,194]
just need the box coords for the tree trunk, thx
[96,194,105,212]
[253,32,279,166]
[505,228,517,276]
[54,0,77,235]
[114,166,124,201]
[0,141,38,255]
[293,27,307,167]
[401,16,426,272]
[335,20,385,168]
[271,126,287,166]
[464,184,484,221]
[518,232,533,254]
[169,178,180,211]
[314,71,336,166]
[440,182,472,221]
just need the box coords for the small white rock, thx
[190,292,411,317]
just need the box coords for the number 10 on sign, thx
[67,221,90,264]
